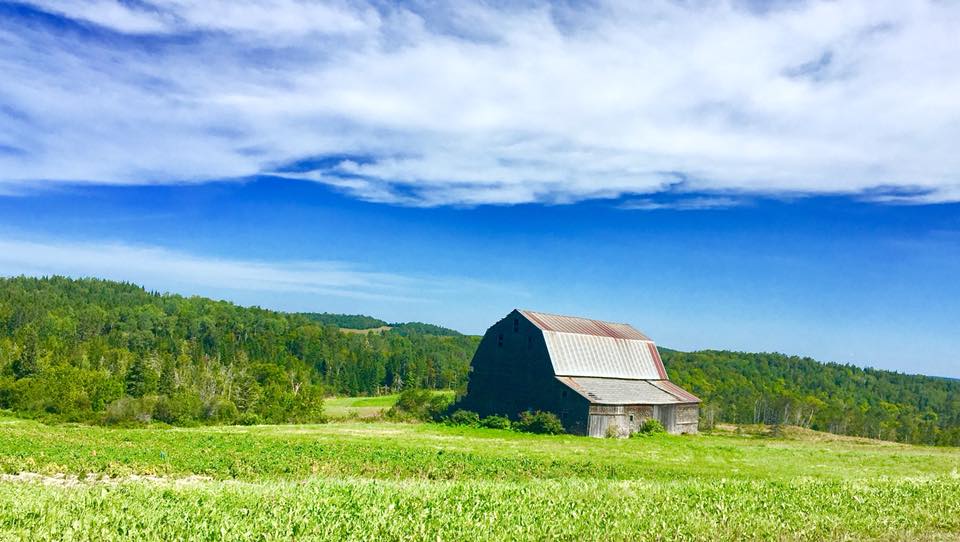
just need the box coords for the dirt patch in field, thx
[1,472,213,487]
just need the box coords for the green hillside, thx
[0,275,958,446]
[388,321,461,336]
[299,312,387,329]
[299,312,462,336]
[0,276,478,426]
[664,349,960,446]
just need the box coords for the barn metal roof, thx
[540,330,667,379]
[557,377,699,405]
[519,310,650,340]
[518,310,666,380]
[650,379,701,403]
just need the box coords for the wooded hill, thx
[298,312,462,336]
[0,276,477,425]
[664,349,960,446]
[0,275,957,445]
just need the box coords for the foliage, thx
[298,313,462,336]
[662,349,960,446]
[0,276,478,425]
[446,409,480,426]
[514,410,565,435]
[5,477,960,542]
[386,389,452,421]
[103,395,159,425]
[298,312,387,329]
[637,419,666,435]
[0,419,959,541]
[605,424,625,438]
[479,414,511,430]
[388,322,462,336]
[2,275,959,446]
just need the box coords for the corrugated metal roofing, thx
[515,309,698,405]
[557,377,697,405]
[520,310,650,340]
[541,330,666,380]
[650,379,701,403]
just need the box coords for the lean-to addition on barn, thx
[460,309,700,437]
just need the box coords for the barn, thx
[459,309,700,437]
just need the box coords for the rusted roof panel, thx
[540,330,665,380]
[557,377,698,405]
[519,310,651,340]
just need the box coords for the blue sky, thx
[1,1,959,377]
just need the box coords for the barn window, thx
[513,318,519,332]
[629,414,635,422]
[497,333,503,347]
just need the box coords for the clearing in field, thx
[324,391,453,419]
[0,415,958,541]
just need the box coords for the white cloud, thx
[1,0,959,205]
[17,0,377,36]
[619,196,743,211]
[0,237,429,302]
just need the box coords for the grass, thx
[1,416,958,541]
[324,391,454,419]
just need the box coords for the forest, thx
[665,349,960,446]
[0,276,477,425]
[0,275,957,445]
[298,313,461,336]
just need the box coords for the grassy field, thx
[0,416,958,541]
[324,391,453,419]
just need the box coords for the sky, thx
[0,0,958,377]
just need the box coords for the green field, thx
[324,391,453,419]
[1,416,958,541]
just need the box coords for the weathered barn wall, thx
[460,310,590,434]
[588,403,699,437]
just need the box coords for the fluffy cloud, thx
[1,0,958,205]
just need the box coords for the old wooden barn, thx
[460,309,700,437]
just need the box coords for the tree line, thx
[664,349,960,446]
[298,313,462,336]
[0,276,477,425]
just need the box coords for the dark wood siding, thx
[460,310,589,434]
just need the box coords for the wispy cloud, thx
[0,237,436,302]
[1,1,959,205]
[619,196,744,211]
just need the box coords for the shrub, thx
[103,395,159,425]
[387,389,452,421]
[480,415,511,430]
[447,409,480,427]
[638,419,666,435]
[153,392,203,425]
[237,412,262,426]
[208,399,239,424]
[515,410,564,435]
[605,424,626,438]
[283,384,326,424]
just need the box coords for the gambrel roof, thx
[519,309,667,380]
[518,309,700,405]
